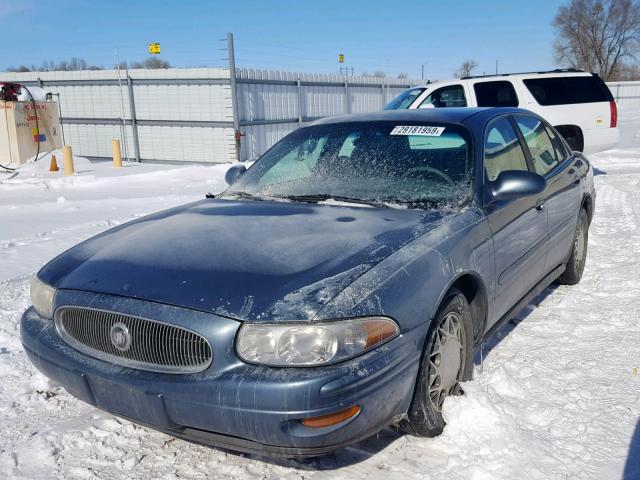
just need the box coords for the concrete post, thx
[62,145,74,175]
[112,139,123,168]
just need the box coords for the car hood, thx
[39,198,444,322]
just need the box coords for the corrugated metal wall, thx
[608,81,640,111]
[235,69,415,160]
[1,67,416,163]
[1,68,236,163]
[2,67,636,165]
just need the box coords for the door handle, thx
[536,200,545,212]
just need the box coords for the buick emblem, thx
[110,323,131,352]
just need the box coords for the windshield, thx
[223,122,473,209]
[383,88,425,110]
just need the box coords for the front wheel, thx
[400,288,474,437]
[557,209,589,285]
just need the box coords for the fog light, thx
[301,405,360,428]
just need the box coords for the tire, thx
[400,288,474,437]
[557,209,589,285]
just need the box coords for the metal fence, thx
[2,68,236,163]
[236,69,415,160]
[608,81,640,111]
[1,67,416,164]
[2,67,638,165]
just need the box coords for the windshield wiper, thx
[277,194,384,208]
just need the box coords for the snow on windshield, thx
[225,122,473,210]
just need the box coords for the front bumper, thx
[20,291,423,457]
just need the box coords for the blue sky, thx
[0,0,566,79]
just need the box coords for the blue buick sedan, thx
[22,108,594,457]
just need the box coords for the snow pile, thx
[16,149,94,175]
[0,117,640,479]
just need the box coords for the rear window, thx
[523,76,614,106]
[474,81,519,107]
[384,88,425,110]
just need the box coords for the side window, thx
[545,124,568,161]
[484,117,528,181]
[515,116,559,176]
[260,136,328,185]
[523,76,613,105]
[337,132,360,157]
[474,81,519,107]
[418,85,467,108]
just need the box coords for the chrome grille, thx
[55,306,212,374]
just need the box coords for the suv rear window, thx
[474,81,519,107]
[523,76,614,105]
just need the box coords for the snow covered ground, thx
[0,116,639,479]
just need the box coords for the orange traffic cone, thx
[50,154,59,172]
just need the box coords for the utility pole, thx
[227,32,241,162]
[495,59,499,75]
[421,63,424,81]
[115,48,130,162]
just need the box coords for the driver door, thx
[483,116,548,325]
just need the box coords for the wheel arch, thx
[554,124,584,152]
[581,193,594,224]
[430,271,489,345]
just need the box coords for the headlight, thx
[29,276,56,319]
[236,317,399,367]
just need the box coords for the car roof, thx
[309,107,530,127]
[410,69,594,89]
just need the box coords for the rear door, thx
[513,114,582,273]
[482,115,548,324]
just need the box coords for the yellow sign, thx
[148,43,161,54]
[338,54,345,63]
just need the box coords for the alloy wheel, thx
[428,311,466,412]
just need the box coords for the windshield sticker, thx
[390,125,445,136]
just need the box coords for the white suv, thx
[385,69,619,154]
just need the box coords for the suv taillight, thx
[610,101,618,128]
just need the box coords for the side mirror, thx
[225,164,247,185]
[490,170,546,201]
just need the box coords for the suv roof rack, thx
[460,68,586,80]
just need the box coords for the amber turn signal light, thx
[301,406,361,428]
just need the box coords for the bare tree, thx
[7,65,31,72]
[615,61,640,79]
[127,57,171,69]
[454,60,478,78]
[7,58,103,72]
[553,0,640,80]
